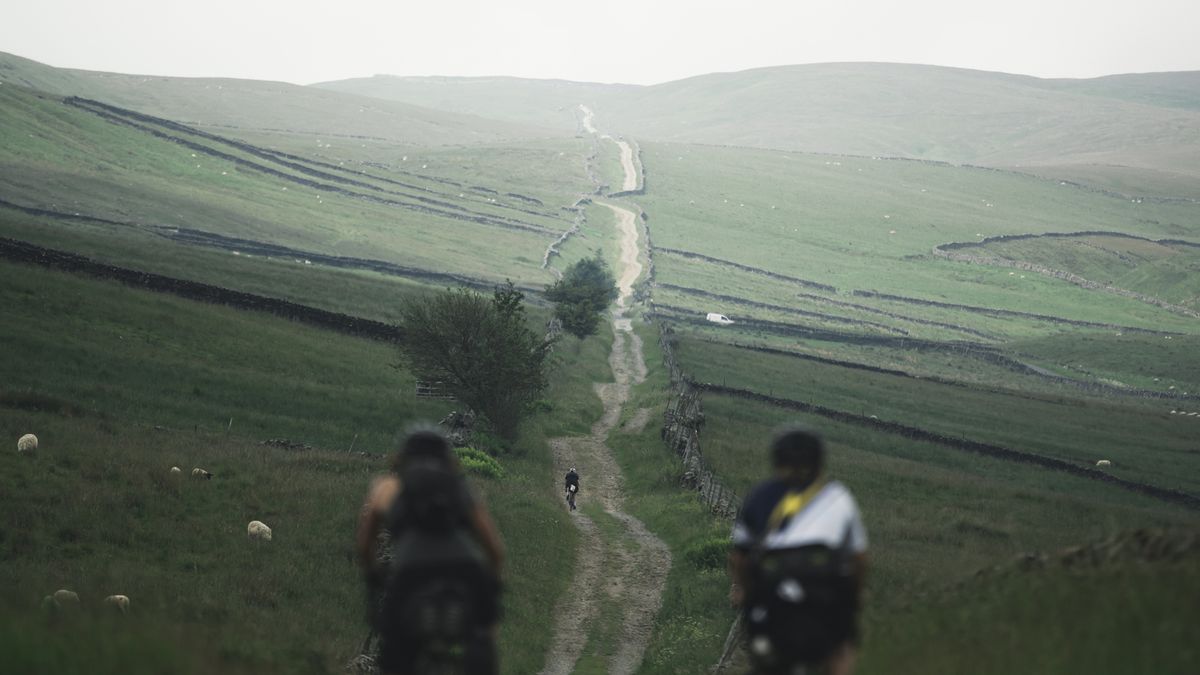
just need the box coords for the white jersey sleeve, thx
[843,489,868,555]
[764,481,869,553]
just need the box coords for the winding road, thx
[579,105,639,193]
[539,112,668,675]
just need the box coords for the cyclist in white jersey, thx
[729,427,868,675]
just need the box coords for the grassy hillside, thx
[638,143,1200,333]
[0,51,556,145]
[0,258,614,674]
[599,63,1200,179]
[5,50,1199,674]
[312,74,633,132]
[1037,71,1200,111]
[0,82,592,287]
[623,120,1200,672]
[316,62,1200,185]
[860,532,1200,675]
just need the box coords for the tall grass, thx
[0,258,611,674]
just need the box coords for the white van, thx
[705,312,735,325]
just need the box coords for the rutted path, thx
[540,117,669,675]
[579,105,639,193]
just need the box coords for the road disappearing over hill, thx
[579,105,639,192]
[540,114,668,675]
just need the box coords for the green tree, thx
[397,282,555,439]
[545,254,619,339]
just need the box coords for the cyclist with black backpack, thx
[729,427,868,675]
[356,429,505,675]
[564,467,580,511]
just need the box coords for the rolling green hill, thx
[319,63,1200,190]
[1037,71,1200,111]
[313,74,634,132]
[602,64,1200,178]
[3,50,1198,675]
[0,51,559,146]
[0,82,591,288]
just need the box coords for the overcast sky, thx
[3,0,1198,85]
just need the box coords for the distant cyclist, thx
[564,467,580,511]
[729,427,868,675]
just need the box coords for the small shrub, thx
[470,429,512,456]
[456,446,504,479]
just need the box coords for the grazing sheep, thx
[104,594,130,614]
[17,433,38,453]
[1096,460,1112,468]
[191,468,213,479]
[53,589,79,605]
[247,520,272,542]
[169,466,182,476]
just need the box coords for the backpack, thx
[377,458,499,670]
[744,544,856,669]
[742,483,857,669]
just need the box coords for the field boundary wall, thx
[695,381,1200,511]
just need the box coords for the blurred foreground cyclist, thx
[729,427,868,675]
[357,429,505,674]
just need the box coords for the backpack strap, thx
[764,478,827,537]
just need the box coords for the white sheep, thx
[247,520,272,542]
[53,589,79,605]
[104,594,130,614]
[191,468,213,479]
[17,433,38,453]
[1096,460,1112,468]
[169,466,182,476]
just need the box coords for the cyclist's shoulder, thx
[740,478,789,521]
[818,480,859,505]
[368,475,401,509]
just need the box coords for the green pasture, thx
[691,394,1195,604]
[650,254,1033,339]
[652,284,969,342]
[594,136,630,195]
[0,257,624,673]
[665,316,1200,402]
[980,234,1200,310]
[624,319,1198,673]
[0,213,450,324]
[1010,330,1200,391]
[637,142,1200,327]
[547,202,620,277]
[0,408,583,675]
[674,337,1200,495]
[1018,162,1200,200]
[651,251,1200,340]
[861,555,1200,675]
[0,84,582,285]
[0,261,443,449]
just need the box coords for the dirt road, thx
[539,128,668,674]
[578,105,638,193]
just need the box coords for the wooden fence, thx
[659,323,742,520]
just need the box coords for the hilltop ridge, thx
[0,51,559,145]
[316,62,1200,186]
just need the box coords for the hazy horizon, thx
[3,0,1198,87]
